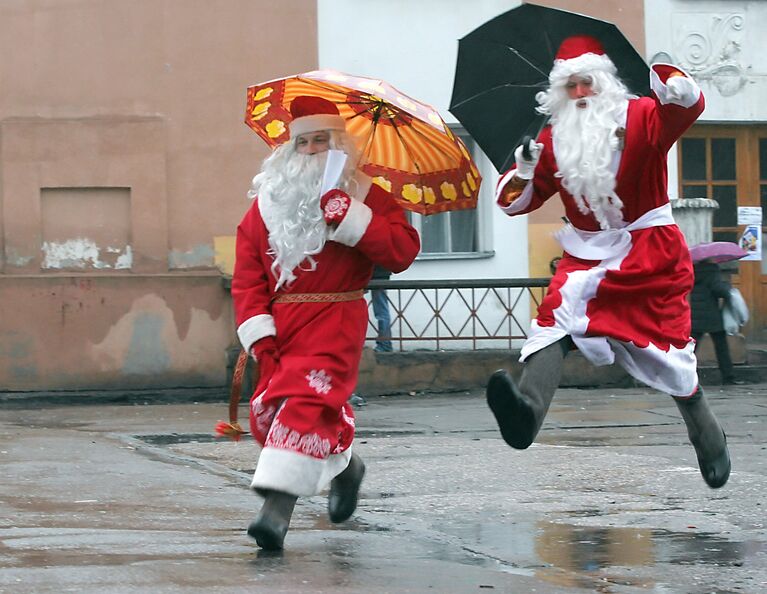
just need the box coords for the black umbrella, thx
[449,4,650,173]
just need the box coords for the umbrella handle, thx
[521,135,533,161]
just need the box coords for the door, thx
[678,126,767,337]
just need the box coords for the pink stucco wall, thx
[0,1,317,390]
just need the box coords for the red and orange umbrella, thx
[245,70,481,215]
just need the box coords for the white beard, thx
[551,96,627,230]
[254,150,329,290]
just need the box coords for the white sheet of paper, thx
[737,206,762,225]
[320,150,348,195]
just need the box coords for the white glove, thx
[665,74,698,106]
[513,139,544,180]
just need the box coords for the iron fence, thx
[364,278,550,351]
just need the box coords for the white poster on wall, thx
[740,225,762,261]
[737,207,762,261]
[737,207,762,226]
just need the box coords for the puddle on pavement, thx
[534,522,752,569]
[136,433,237,445]
[445,519,764,589]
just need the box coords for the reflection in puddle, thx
[533,521,765,590]
[536,522,653,573]
[446,519,764,590]
[536,521,762,569]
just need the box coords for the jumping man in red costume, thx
[232,96,420,549]
[486,35,730,489]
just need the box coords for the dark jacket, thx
[372,265,391,280]
[690,261,731,334]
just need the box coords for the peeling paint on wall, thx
[115,246,132,269]
[5,247,34,267]
[41,238,133,270]
[168,244,215,269]
[89,293,231,378]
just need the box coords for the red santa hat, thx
[288,95,346,138]
[549,34,617,83]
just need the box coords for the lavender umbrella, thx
[689,241,748,264]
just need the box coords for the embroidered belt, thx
[272,289,364,304]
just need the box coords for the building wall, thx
[318,0,645,282]
[0,0,318,390]
[318,0,528,281]
[646,0,767,202]
[645,0,767,124]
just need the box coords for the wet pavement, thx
[1,382,766,593]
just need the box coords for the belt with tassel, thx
[272,289,364,303]
[213,288,365,441]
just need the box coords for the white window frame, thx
[410,124,495,260]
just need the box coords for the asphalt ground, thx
[1,382,766,593]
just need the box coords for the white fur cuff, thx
[237,314,276,352]
[498,181,534,215]
[327,198,372,246]
[252,446,352,496]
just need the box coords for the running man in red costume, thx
[486,35,730,489]
[233,96,420,549]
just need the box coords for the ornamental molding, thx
[672,13,753,97]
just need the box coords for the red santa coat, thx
[497,65,704,396]
[232,174,419,495]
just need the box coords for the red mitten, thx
[320,189,352,226]
[250,336,279,396]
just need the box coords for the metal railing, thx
[364,278,550,351]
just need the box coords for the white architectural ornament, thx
[674,13,752,97]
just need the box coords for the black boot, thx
[674,389,731,489]
[247,489,297,550]
[328,453,365,523]
[486,338,568,449]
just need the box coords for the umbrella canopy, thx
[450,4,649,172]
[689,242,748,264]
[246,70,481,215]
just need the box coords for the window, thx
[679,135,738,243]
[408,125,485,257]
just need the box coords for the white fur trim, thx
[496,168,519,197]
[550,53,617,83]
[289,114,346,137]
[609,338,698,396]
[520,207,697,396]
[327,198,373,246]
[498,177,534,215]
[650,64,701,108]
[251,445,352,496]
[237,314,276,352]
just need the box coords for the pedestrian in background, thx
[690,259,743,385]
[371,264,393,352]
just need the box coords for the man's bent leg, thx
[486,337,570,449]
[673,387,730,488]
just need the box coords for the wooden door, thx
[678,126,767,337]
